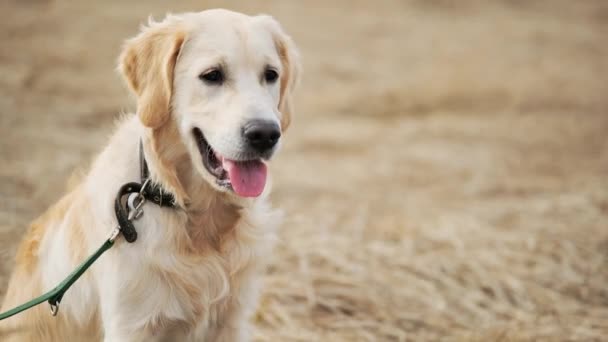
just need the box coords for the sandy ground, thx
[1,0,608,341]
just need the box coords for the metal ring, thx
[50,303,59,316]
[127,193,142,212]
[133,196,146,212]
[140,178,151,194]
[108,227,121,243]
[127,193,146,221]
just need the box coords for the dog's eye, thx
[264,68,279,84]
[199,69,224,85]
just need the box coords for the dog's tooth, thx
[217,179,231,187]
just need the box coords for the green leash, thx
[0,237,116,320]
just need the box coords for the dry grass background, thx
[1,0,608,341]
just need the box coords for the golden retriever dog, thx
[0,9,300,341]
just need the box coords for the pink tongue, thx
[221,159,267,197]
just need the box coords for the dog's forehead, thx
[182,13,279,67]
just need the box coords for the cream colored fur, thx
[0,9,300,342]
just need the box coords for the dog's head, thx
[119,9,300,199]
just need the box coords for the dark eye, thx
[264,68,279,84]
[199,69,224,85]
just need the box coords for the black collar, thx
[113,141,177,243]
[138,141,177,207]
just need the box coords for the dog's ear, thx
[260,16,301,132]
[119,17,186,129]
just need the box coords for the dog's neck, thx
[138,118,244,251]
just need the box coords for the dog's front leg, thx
[98,275,192,342]
[204,308,250,342]
[103,325,187,342]
[203,280,260,342]
[98,278,164,342]
[102,314,186,342]
[101,311,158,342]
[102,330,156,342]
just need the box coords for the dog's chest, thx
[138,214,260,326]
[116,200,276,337]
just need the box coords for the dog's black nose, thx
[243,120,281,153]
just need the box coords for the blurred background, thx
[1,0,607,340]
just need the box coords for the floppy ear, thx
[119,18,186,129]
[260,16,301,132]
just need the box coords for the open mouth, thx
[193,128,268,198]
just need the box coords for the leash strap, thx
[114,182,145,243]
[0,239,114,320]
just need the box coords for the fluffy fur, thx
[0,9,300,341]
